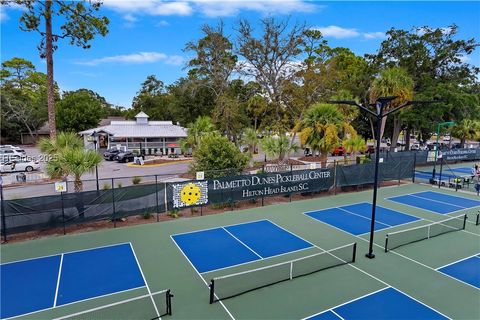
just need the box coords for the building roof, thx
[98,116,126,126]
[135,111,149,118]
[79,120,187,138]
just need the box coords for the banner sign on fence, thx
[440,149,478,161]
[168,169,335,208]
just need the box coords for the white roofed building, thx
[79,112,187,155]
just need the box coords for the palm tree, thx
[370,67,414,150]
[179,116,215,153]
[343,135,367,163]
[38,132,102,192]
[38,131,84,155]
[451,119,480,148]
[296,103,356,167]
[260,135,298,163]
[241,127,259,160]
[46,148,102,192]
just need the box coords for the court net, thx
[384,214,467,252]
[55,289,173,320]
[209,242,356,303]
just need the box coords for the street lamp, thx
[91,131,100,191]
[431,121,455,181]
[329,97,440,259]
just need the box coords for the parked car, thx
[103,148,121,160]
[0,148,25,161]
[114,151,135,163]
[332,146,346,156]
[0,159,40,173]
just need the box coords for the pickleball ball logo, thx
[172,181,208,208]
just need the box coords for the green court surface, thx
[1,183,479,320]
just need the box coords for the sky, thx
[1,1,479,108]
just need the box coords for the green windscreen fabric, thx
[336,160,414,187]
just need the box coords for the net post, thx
[289,262,293,280]
[166,289,173,315]
[352,242,357,262]
[112,178,116,228]
[476,211,479,226]
[155,175,160,222]
[61,191,66,235]
[384,235,389,252]
[462,214,467,230]
[209,279,215,304]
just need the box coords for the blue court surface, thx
[304,203,419,236]
[437,254,480,289]
[387,190,480,214]
[0,243,145,319]
[306,287,447,320]
[415,171,457,182]
[171,220,313,273]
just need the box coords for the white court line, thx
[173,219,317,274]
[409,194,467,209]
[128,242,160,319]
[330,309,345,320]
[52,290,168,320]
[53,254,64,307]
[302,286,451,320]
[337,207,392,227]
[4,287,146,320]
[170,219,271,237]
[435,253,480,270]
[1,242,131,266]
[221,227,263,259]
[304,208,479,293]
[169,235,235,320]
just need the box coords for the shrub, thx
[116,182,123,188]
[102,183,111,190]
[169,208,179,218]
[132,176,142,185]
[142,212,153,219]
[192,133,249,178]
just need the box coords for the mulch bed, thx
[3,180,405,243]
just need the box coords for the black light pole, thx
[91,131,100,191]
[329,97,439,259]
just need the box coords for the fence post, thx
[333,160,337,195]
[61,191,66,235]
[412,151,417,183]
[289,164,293,202]
[155,175,160,222]
[0,182,7,243]
[112,178,116,228]
[230,187,234,211]
[261,165,265,206]
[438,158,444,189]
[164,181,168,212]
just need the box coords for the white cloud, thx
[363,32,386,40]
[103,0,318,20]
[156,20,170,27]
[123,13,138,23]
[103,0,193,17]
[314,26,360,39]
[195,0,318,17]
[313,25,386,40]
[0,10,8,23]
[76,52,184,66]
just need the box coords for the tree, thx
[236,17,306,132]
[343,135,367,163]
[246,95,268,130]
[192,133,248,178]
[179,116,216,153]
[296,103,356,167]
[4,0,109,138]
[185,22,237,98]
[1,58,51,142]
[451,120,480,147]
[370,67,414,150]
[129,75,173,120]
[56,89,108,132]
[260,135,298,163]
[38,132,101,192]
[241,127,259,165]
